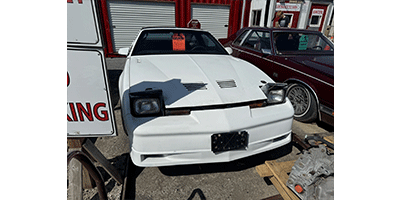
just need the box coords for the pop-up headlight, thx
[261,83,288,104]
[130,90,165,117]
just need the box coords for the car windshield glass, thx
[132,29,228,55]
[273,32,333,55]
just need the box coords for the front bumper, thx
[123,99,294,167]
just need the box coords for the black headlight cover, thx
[130,89,165,117]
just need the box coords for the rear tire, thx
[287,83,318,123]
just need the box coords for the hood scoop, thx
[217,80,237,89]
[182,82,208,91]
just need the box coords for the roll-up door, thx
[107,1,175,52]
[191,4,230,39]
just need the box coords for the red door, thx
[307,4,328,32]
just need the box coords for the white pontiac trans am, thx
[118,27,294,167]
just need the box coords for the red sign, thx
[276,3,301,12]
[312,9,324,15]
[172,33,185,51]
[187,19,201,29]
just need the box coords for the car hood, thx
[127,54,274,108]
[286,55,334,79]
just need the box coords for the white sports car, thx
[118,27,294,167]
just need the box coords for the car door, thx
[231,30,276,79]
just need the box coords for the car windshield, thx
[132,29,228,56]
[273,32,333,55]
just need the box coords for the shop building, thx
[96,0,252,57]
[92,0,333,57]
[248,0,334,37]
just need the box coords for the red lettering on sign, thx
[68,103,78,121]
[67,114,73,122]
[94,103,109,121]
[312,9,324,15]
[77,103,94,121]
[67,102,109,122]
[67,72,70,87]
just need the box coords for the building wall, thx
[249,0,334,34]
[98,0,250,57]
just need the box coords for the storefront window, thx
[251,10,262,26]
[310,15,321,26]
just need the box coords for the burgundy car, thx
[229,27,333,126]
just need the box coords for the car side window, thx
[232,30,249,46]
[201,34,216,48]
[242,31,271,52]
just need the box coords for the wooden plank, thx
[82,165,96,189]
[270,177,291,200]
[265,161,299,200]
[324,136,334,144]
[82,139,124,184]
[68,149,83,200]
[68,138,86,149]
[256,160,296,178]
[68,138,85,200]
[256,164,271,177]
[261,194,284,200]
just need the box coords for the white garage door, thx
[107,1,176,52]
[191,4,230,39]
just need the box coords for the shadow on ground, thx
[107,70,123,108]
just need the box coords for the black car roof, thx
[140,26,205,32]
[240,27,323,34]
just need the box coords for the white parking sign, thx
[67,48,116,137]
[67,0,116,137]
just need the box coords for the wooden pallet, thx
[256,135,334,200]
[256,160,299,200]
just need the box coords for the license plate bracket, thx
[211,131,248,153]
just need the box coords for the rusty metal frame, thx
[67,150,107,200]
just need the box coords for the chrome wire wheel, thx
[287,84,311,117]
[286,83,318,123]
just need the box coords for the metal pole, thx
[240,0,246,29]
[68,151,108,200]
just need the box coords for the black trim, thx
[129,83,288,118]
[130,90,165,117]
[166,99,268,113]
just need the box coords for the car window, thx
[273,32,333,54]
[132,29,228,55]
[232,30,249,46]
[241,31,271,52]
[201,34,216,48]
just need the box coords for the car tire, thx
[287,83,318,123]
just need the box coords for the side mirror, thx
[225,47,233,55]
[118,47,129,56]
[261,49,272,56]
